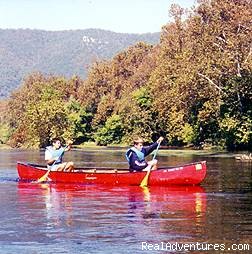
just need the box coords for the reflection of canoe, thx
[17,183,206,214]
[17,183,207,224]
[17,161,207,186]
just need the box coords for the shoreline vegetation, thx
[1,141,250,159]
[0,1,251,151]
[0,138,232,152]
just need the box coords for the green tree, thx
[94,114,124,145]
[65,97,93,144]
[7,73,83,147]
[148,0,252,147]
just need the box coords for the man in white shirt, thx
[45,138,74,172]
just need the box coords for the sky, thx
[0,0,196,34]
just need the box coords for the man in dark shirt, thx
[126,137,163,172]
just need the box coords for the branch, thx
[244,44,252,64]
[197,72,226,95]
[213,42,224,51]
[236,58,242,77]
[237,23,249,34]
[216,36,226,43]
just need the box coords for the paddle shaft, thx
[140,141,161,187]
[152,141,161,160]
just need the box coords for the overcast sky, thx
[0,0,196,33]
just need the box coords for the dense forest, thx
[0,28,159,98]
[0,0,251,150]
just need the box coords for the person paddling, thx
[45,138,74,172]
[126,137,164,172]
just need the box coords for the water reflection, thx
[1,149,252,253]
[16,183,207,246]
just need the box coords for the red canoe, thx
[17,161,207,186]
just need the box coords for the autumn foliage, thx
[1,0,252,149]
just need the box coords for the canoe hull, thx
[17,161,207,186]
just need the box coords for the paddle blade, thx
[36,170,50,183]
[140,170,151,187]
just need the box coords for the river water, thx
[0,148,252,254]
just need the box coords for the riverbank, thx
[0,142,248,159]
[0,144,11,149]
[73,143,235,158]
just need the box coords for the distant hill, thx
[0,28,160,98]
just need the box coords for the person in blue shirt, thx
[45,138,74,172]
[126,136,163,172]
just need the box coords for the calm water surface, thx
[0,148,252,254]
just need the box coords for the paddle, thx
[140,141,161,187]
[36,145,68,183]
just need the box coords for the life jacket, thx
[46,146,65,165]
[126,147,145,162]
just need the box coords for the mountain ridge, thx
[0,28,160,98]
